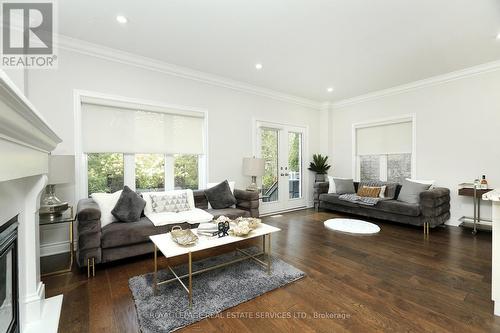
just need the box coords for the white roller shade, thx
[356,121,412,155]
[81,103,204,154]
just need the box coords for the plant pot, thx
[315,174,326,182]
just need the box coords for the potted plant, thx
[308,154,331,182]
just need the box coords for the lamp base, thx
[39,184,68,219]
[246,176,260,192]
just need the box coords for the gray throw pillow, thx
[397,179,431,204]
[333,178,356,195]
[111,186,146,222]
[204,180,237,209]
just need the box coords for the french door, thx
[256,121,307,215]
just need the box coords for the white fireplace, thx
[0,70,62,332]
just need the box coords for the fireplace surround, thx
[0,216,19,333]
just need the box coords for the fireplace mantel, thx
[0,69,62,333]
[0,70,60,182]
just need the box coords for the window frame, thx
[352,115,416,182]
[75,90,208,199]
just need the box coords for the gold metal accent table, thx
[40,206,75,277]
[150,223,280,307]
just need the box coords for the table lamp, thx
[242,157,265,192]
[40,155,75,219]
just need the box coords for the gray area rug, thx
[129,247,305,333]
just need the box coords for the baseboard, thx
[40,241,70,257]
[260,206,309,217]
[445,215,461,227]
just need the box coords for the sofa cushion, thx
[206,208,250,220]
[204,180,237,209]
[397,179,431,204]
[359,181,398,199]
[319,193,359,208]
[101,217,170,249]
[333,178,356,194]
[111,186,146,222]
[368,199,421,217]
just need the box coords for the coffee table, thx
[150,223,281,307]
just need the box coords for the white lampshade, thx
[48,155,75,184]
[242,157,265,177]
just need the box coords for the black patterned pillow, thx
[150,192,191,213]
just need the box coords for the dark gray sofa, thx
[76,189,259,271]
[314,181,450,232]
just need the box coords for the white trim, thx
[40,240,70,257]
[333,59,500,109]
[352,114,417,181]
[57,35,322,110]
[254,120,309,214]
[74,89,209,200]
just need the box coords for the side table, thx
[40,206,75,277]
[458,187,492,234]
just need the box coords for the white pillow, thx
[379,185,387,198]
[142,189,195,215]
[90,190,123,228]
[327,176,336,194]
[206,181,235,209]
[406,178,435,189]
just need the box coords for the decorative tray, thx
[170,226,198,246]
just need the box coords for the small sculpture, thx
[218,221,230,238]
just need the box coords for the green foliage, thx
[87,153,199,194]
[261,129,278,190]
[288,132,300,172]
[174,154,199,190]
[308,154,331,174]
[135,154,165,191]
[87,153,124,194]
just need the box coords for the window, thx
[355,119,414,182]
[87,153,124,194]
[261,128,279,202]
[81,97,206,197]
[135,154,165,192]
[174,154,199,190]
[288,132,302,199]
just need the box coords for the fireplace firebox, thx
[0,216,18,333]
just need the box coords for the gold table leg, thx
[267,234,272,275]
[188,252,193,307]
[154,244,158,295]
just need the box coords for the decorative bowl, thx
[235,217,261,230]
[170,226,198,246]
[229,220,252,236]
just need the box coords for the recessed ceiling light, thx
[497,32,500,40]
[255,63,263,70]
[116,15,128,24]
[327,87,334,93]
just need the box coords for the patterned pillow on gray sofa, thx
[150,192,191,213]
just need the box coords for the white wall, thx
[329,69,500,225]
[27,48,321,255]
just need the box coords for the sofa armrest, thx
[234,189,259,218]
[420,187,450,217]
[76,198,102,267]
[313,182,329,204]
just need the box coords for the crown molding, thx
[55,35,323,110]
[332,59,500,109]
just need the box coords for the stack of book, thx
[197,223,219,236]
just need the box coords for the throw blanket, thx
[339,193,380,206]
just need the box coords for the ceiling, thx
[57,0,500,102]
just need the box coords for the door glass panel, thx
[261,128,279,203]
[288,132,302,199]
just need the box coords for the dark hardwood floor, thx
[43,209,500,332]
